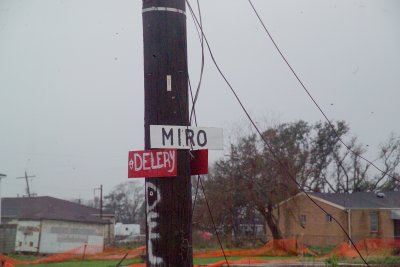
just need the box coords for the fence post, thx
[301,233,304,258]
[82,244,87,260]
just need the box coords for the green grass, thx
[8,253,43,261]
[194,255,400,266]
[194,256,244,265]
[15,259,143,267]
[14,250,399,267]
[344,255,400,266]
[193,256,297,265]
[308,244,336,255]
[16,256,400,267]
[13,256,301,266]
[252,256,299,261]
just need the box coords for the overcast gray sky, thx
[0,0,399,200]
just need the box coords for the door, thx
[394,220,400,240]
[15,221,40,253]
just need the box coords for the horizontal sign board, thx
[150,125,223,150]
[128,149,177,178]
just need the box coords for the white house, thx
[2,196,112,254]
[114,222,140,237]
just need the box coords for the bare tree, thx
[104,180,145,224]
[372,134,400,191]
[194,120,400,242]
[327,134,400,193]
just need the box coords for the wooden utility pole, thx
[16,171,35,197]
[94,185,103,218]
[0,173,6,224]
[142,0,192,266]
[100,184,103,218]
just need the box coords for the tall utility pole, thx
[16,171,35,197]
[142,0,192,266]
[94,185,103,218]
[0,173,6,224]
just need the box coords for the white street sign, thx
[150,125,223,150]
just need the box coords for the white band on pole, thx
[142,6,186,16]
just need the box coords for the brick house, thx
[267,191,400,246]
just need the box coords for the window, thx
[325,214,333,223]
[19,242,22,247]
[370,211,379,232]
[299,214,306,227]
[29,241,34,247]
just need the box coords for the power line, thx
[188,0,203,213]
[185,1,370,265]
[246,0,399,184]
[188,0,205,126]
[199,176,230,266]
[186,1,229,265]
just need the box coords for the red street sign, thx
[128,149,177,178]
[190,149,208,175]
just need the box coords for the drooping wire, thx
[199,174,230,266]
[168,1,225,264]
[188,0,205,126]
[246,0,398,184]
[187,0,204,213]
[187,1,230,266]
[188,79,198,127]
[185,1,370,265]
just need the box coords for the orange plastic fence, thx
[326,238,400,259]
[4,262,14,267]
[194,239,316,258]
[0,245,145,266]
[327,242,359,258]
[0,255,20,266]
[355,238,400,256]
[0,239,312,266]
[2,238,399,266]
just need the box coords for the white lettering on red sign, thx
[132,151,175,173]
[128,149,177,178]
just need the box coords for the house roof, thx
[2,196,108,224]
[308,191,400,210]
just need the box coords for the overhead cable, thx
[185,1,370,265]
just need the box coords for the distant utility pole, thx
[0,173,6,224]
[94,185,103,218]
[142,0,192,266]
[16,171,35,197]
